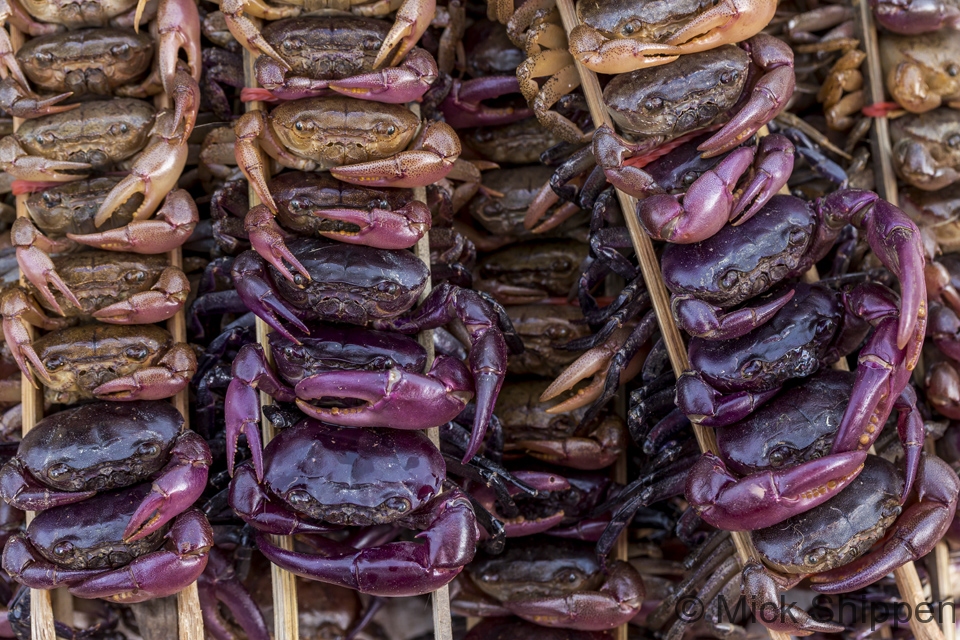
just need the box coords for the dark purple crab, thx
[685,369,925,531]
[661,191,926,352]
[232,237,517,464]
[224,326,472,480]
[2,482,214,602]
[0,401,211,543]
[228,420,479,596]
[870,0,960,34]
[677,280,921,435]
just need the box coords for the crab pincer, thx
[11,218,81,316]
[155,0,202,97]
[0,78,77,120]
[93,344,197,401]
[69,189,199,254]
[373,0,436,70]
[329,47,438,104]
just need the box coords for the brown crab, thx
[881,29,960,113]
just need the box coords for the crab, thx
[228,419,479,596]
[566,0,778,74]
[235,16,437,105]
[223,326,473,481]
[2,482,214,602]
[891,108,960,191]
[871,0,960,34]
[0,401,210,543]
[881,29,960,113]
[234,96,461,217]
[231,237,518,464]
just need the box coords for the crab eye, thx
[383,497,410,513]
[41,191,61,206]
[286,489,312,506]
[719,270,739,290]
[46,463,70,480]
[804,547,827,566]
[282,37,303,52]
[681,171,699,187]
[376,281,399,296]
[137,442,160,458]
[619,20,640,36]
[108,123,129,136]
[386,125,396,136]
[283,346,305,362]
[552,259,572,271]
[546,325,569,340]
[740,359,762,379]
[768,446,792,467]
[555,569,583,583]
[788,228,808,245]
[720,70,739,84]
[35,133,55,146]
[292,273,308,287]
[33,51,54,67]
[53,541,74,558]
[125,270,146,284]
[124,346,149,361]
[45,356,64,371]
[948,63,959,76]
[294,121,304,132]
[110,43,131,60]
[643,97,663,112]
[949,134,960,148]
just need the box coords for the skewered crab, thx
[231,237,517,464]
[871,0,960,34]
[2,483,214,602]
[881,29,960,113]
[229,420,479,596]
[891,108,960,190]
[0,401,210,543]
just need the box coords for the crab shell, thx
[262,421,445,527]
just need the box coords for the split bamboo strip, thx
[547,5,790,640]
[8,20,59,640]
[852,1,948,637]
[242,42,300,640]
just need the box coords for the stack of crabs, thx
[0,0,956,636]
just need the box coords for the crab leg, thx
[93,344,197,401]
[0,460,96,511]
[331,121,460,188]
[124,432,213,543]
[255,490,477,596]
[217,0,294,72]
[673,288,796,340]
[439,76,532,129]
[686,450,868,530]
[295,355,474,429]
[232,251,309,342]
[742,561,845,635]
[68,509,213,602]
[198,548,271,640]
[373,0,435,70]
[92,267,190,324]
[69,189,198,254]
[156,0,201,96]
[12,217,82,315]
[1,287,71,385]
[810,455,960,593]
[0,78,76,119]
[0,137,91,182]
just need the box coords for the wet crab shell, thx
[752,455,902,575]
[262,421,445,527]
[15,401,183,493]
[27,483,170,571]
[24,177,140,238]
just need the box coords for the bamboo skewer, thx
[242,41,301,640]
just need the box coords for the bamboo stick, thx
[547,5,792,640]
[7,20,58,640]
[242,41,300,640]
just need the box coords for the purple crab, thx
[685,369,925,531]
[2,482,214,602]
[0,401,211,542]
[228,420,479,596]
[231,237,517,464]
[871,0,960,34]
[224,326,472,480]
[661,191,926,353]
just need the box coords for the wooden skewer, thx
[242,41,301,640]
[548,5,792,640]
[852,1,948,637]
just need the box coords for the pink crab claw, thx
[742,562,845,635]
[11,217,81,316]
[673,288,796,342]
[69,509,213,602]
[165,66,201,142]
[567,25,681,74]
[373,0,435,70]
[1,287,72,387]
[698,35,795,158]
[224,344,297,480]
[156,0,202,97]
[677,371,781,427]
[0,0,63,38]
[91,267,190,324]
[0,78,77,119]
[330,121,460,189]
[329,47,437,104]
[124,431,212,543]
[685,450,869,531]
[93,344,197,401]
[810,454,959,593]
[69,189,199,254]
[503,560,644,630]
[637,135,795,243]
[94,115,191,232]
[439,76,532,129]
[255,489,477,596]
[0,137,91,182]
[244,205,308,283]
[294,355,475,429]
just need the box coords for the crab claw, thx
[439,76,532,129]
[156,0,202,97]
[731,133,797,222]
[1,289,69,386]
[567,24,681,74]
[672,288,796,341]
[94,116,190,231]
[331,121,459,188]
[686,450,868,531]
[698,35,795,158]
[124,431,212,543]
[330,47,437,104]
[69,189,198,254]
[313,201,431,250]
[92,267,190,324]
[243,205,308,283]
[373,0,435,70]
[232,250,309,342]
[11,217,81,316]
[294,355,475,429]
[0,78,76,119]
[166,66,201,141]
[0,137,91,182]
[742,561,845,635]
[93,344,196,400]
[218,0,295,72]
[0,26,34,95]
